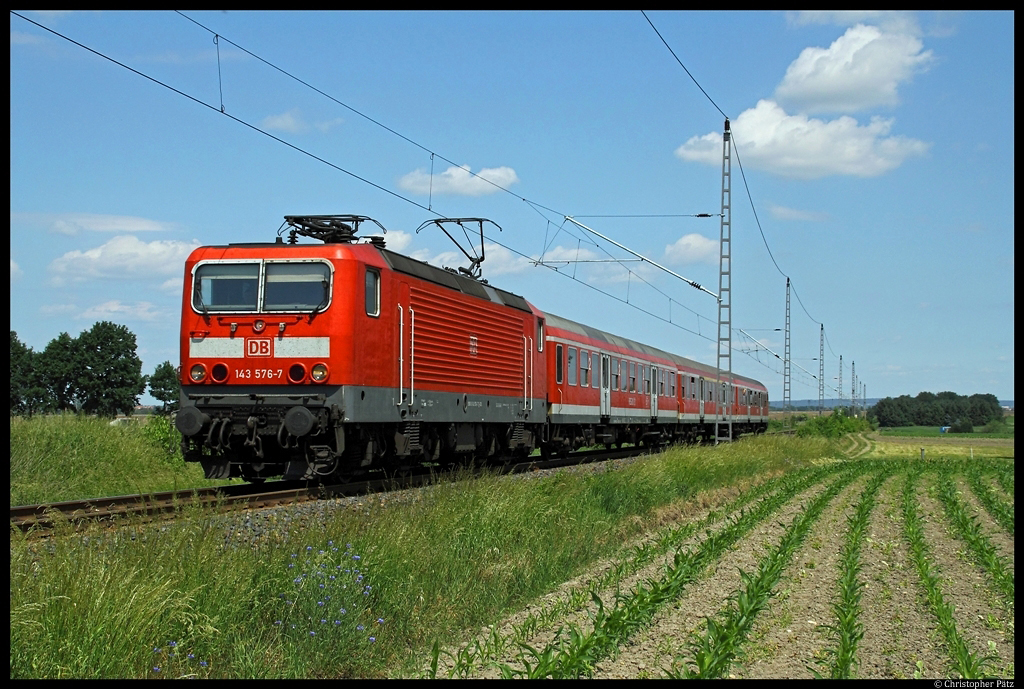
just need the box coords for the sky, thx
[10,10,1015,406]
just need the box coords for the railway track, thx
[10,444,653,534]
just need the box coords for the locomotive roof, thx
[379,248,533,314]
[544,312,766,390]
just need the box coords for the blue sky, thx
[10,11,1014,405]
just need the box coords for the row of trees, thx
[10,324,180,418]
[867,391,1003,428]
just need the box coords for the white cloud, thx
[43,213,173,235]
[768,205,829,222]
[775,24,933,114]
[11,259,23,282]
[10,30,45,46]
[676,99,930,179]
[262,108,307,134]
[664,233,719,266]
[788,10,923,36]
[379,230,413,252]
[78,300,164,322]
[49,235,200,285]
[40,303,78,316]
[398,164,519,196]
[314,117,344,133]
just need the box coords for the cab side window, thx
[365,268,380,316]
[556,344,564,384]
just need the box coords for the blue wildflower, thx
[334,620,341,625]
[188,653,195,660]
[153,647,161,653]
[378,618,385,624]
[169,641,177,647]
[200,661,208,667]
[153,667,161,673]
[357,625,364,631]
[352,555,361,561]
[310,631,316,636]
[369,637,376,643]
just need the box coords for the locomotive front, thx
[175,216,375,481]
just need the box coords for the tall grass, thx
[10,415,226,505]
[10,434,834,678]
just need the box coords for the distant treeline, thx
[867,391,1002,428]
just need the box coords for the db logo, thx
[247,338,272,357]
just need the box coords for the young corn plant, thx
[964,465,1015,537]
[499,464,848,679]
[676,467,860,678]
[813,467,891,679]
[935,469,1014,602]
[901,471,996,679]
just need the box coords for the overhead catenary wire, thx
[13,10,827,395]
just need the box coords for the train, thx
[175,215,768,481]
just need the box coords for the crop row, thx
[431,457,1014,679]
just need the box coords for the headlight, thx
[311,363,329,382]
[190,363,207,382]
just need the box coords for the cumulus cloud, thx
[78,300,164,322]
[775,24,933,114]
[49,235,200,285]
[664,233,719,266]
[768,205,829,222]
[398,164,519,196]
[11,258,23,282]
[676,99,930,179]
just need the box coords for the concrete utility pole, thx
[716,119,733,444]
[851,361,857,416]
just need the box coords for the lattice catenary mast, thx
[716,119,733,444]
[818,324,825,416]
[783,277,791,416]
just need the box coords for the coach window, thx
[580,351,590,387]
[629,362,636,393]
[556,344,564,384]
[193,262,260,312]
[365,268,380,317]
[690,377,697,400]
[567,347,577,386]
[611,359,619,390]
[263,261,331,312]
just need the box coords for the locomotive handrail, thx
[529,337,534,410]
[522,335,528,410]
[397,304,404,407]
[410,307,415,407]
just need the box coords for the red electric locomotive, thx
[176,216,546,481]
[176,214,767,482]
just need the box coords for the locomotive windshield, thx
[192,260,332,313]
[264,262,331,311]
[194,262,260,311]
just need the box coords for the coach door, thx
[698,377,705,419]
[600,354,611,417]
[650,366,658,418]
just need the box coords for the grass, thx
[10,419,836,679]
[10,414,232,505]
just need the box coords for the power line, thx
[14,10,804,392]
[640,10,729,121]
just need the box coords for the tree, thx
[75,321,147,417]
[38,332,82,412]
[148,360,181,414]
[11,331,32,415]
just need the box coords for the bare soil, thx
[413,459,1014,680]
